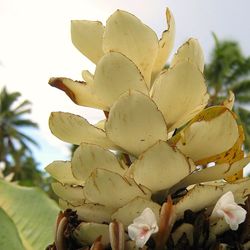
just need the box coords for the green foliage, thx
[0,179,59,250]
[0,87,43,186]
[205,34,250,151]
[0,208,24,250]
[0,87,38,156]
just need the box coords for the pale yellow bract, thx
[47,7,250,249]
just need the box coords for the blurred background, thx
[1,0,250,194]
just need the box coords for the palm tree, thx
[205,34,250,151]
[0,86,39,178]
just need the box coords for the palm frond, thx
[226,57,250,85]
[231,80,250,94]
[235,94,250,103]
[12,100,31,113]
[17,131,40,148]
[0,87,21,112]
[12,119,38,128]
[205,36,246,89]
[237,107,250,151]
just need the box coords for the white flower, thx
[128,208,159,248]
[211,191,247,230]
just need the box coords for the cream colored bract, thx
[47,7,250,250]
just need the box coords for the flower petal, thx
[128,141,195,192]
[111,197,160,228]
[151,61,208,131]
[133,208,158,228]
[84,169,151,208]
[45,161,83,185]
[127,208,158,248]
[103,10,159,87]
[215,191,235,209]
[211,191,247,230]
[105,91,168,156]
[128,223,152,248]
[71,20,104,64]
[222,205,246,230]
[151,8,175,82]
[49,112,116,148]
[170,38,204,72]
[127,223,142,241]
[71,143,126,181]
[171,107,239,164]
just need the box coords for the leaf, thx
[231,80,250,95]
[0,208,25,250]
[238,107,250,151]
[0,180,59,250]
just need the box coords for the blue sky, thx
[0,0,250,170]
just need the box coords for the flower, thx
[46,6,250,249]
[49,9,209,134]
[211,191,247,230]
[128,208,159,248]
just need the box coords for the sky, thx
[0,0,250,170]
